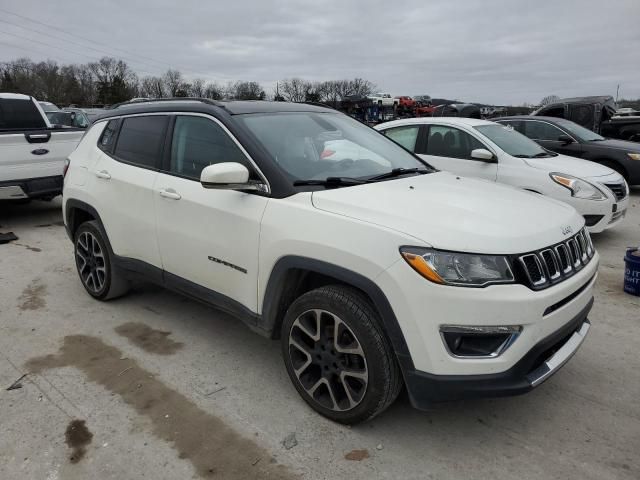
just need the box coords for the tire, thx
[281,285,402,424]
[74,220,129,300]
[599,160,628,181]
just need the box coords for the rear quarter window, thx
[0,98,47,130]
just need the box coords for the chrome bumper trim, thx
[527,320,590,387]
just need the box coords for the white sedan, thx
[375,117,628,233]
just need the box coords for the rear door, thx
[419,124,498,181]
[89,114,167,268]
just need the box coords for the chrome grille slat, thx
[604,182,627,201]
[517,228,594,290]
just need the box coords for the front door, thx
[154,114,269,312]
[522,120,584,157]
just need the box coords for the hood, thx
[593,138,640,152]
[524,154,615,178]
[311,172,583,254]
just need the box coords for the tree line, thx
[0,56,375,107]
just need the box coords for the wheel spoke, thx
[288,308,369,412]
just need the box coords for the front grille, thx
[516,228,595,290]
[604,182,627,201]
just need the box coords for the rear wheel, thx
[281,285,402,424]
[74,221,129,300]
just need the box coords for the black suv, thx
[495,116,640,185]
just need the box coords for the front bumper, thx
[404,297,592,408]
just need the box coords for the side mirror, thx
[470,148,496,162]
[200,162,262,190]
[557,135,574,145]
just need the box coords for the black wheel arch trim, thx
[261,256,415,371]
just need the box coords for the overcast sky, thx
[0,0,638,104]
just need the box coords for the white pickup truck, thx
[367,93,398,107]
[0,93,84,201]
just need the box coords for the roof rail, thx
[107,97,225,110]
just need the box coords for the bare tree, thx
[204,82,224,100]
[540,95,560,106]
[280,78,307,102]
[189,78,206,97]
[163,69,183,97]
[140,75,165,98]
[226,81,265,100]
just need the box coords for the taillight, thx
[320,149,335,159]
[63,159,70,177]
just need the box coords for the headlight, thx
[550,173,606,200]
[400,247,514,287]
[627,153,640,161]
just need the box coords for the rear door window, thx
[114,115,168,169]
[0,98,47,130]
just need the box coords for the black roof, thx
[493,115,563,121]
[553,95,613,105]
[94,98,334,122]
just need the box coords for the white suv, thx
[375,117,628,233]
[63,99,597,424]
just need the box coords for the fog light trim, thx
[439,325,522,358]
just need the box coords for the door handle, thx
[159,189,181,200]
[95,170,111,180]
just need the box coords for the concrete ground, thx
[0,191,639,480]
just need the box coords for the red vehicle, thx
[395,96,416,108]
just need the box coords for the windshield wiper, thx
[366,167,430,182]
[293,176,366,187]
[533,152,553,157]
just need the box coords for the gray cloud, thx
[1,0,638,104]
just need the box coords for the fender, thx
[261,256,415,372]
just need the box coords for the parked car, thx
[494,116,640,185]
[432,103,481,118]
[39,101,60,112]
[0,93,84,201]
[532,95,640,143]
[413,95,432,106]
[62,108,91,128]
[64,99,596,424]
[395,96,415,108]
[366,93,398,106]
[375,117,628,232]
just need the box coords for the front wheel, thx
[281,285,402,424]
[74,220,129,300]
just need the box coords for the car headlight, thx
[627,153,640,161]
[400,247,514,287]
[550,173,607,200]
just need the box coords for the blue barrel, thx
[624,249,640,296]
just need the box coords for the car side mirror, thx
[200,162,262,191]
[470,148,496,162]
[557,135,574,145]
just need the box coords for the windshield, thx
[554,118,604,141]
[475,124,554,158]
[237,112,430,182]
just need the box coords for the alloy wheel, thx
[288,309,368,411]
[75,231,106,293]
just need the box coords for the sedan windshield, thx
[475,124,554,158]
[554,118,605,141]
[237,112,431,183]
